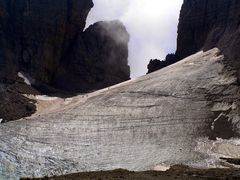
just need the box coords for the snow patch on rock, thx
[18,72,35,86]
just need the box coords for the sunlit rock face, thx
[0,0,93,83]
[0,0,130,92]
[1,48,240,179]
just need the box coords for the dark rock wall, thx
[0,0,130,92]
[176,0,240,69]
[53,20,130,92]
[0,0,93,83]
[83,21,130,88]
[148,0,240,75]
[177,1,240,57]
[0,83,36,123]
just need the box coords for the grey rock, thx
[0,48,240,179]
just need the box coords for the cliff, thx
[0,0,130,92]
[53,20,130,92]
[148,0,240,76]
[177,0,240,63]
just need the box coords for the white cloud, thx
[86,0,183,78]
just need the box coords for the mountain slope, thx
[1,48,240,179]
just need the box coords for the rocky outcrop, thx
[148,0,240,74]
[147,54,177,74]
[147,59,163,74]
[0,0,130,92]
[1,49,240,179]
[0,84,36,123]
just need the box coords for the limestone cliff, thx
[0,0,130,92]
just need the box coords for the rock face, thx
[148,0,240,75]
[176,0,240,61]
[147,54,177,74]
[53,20,130,92]
[0,0,130,92]
[1,49,240,179]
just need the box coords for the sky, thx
[86,0,183,78]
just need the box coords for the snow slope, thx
[0,48,240,179]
